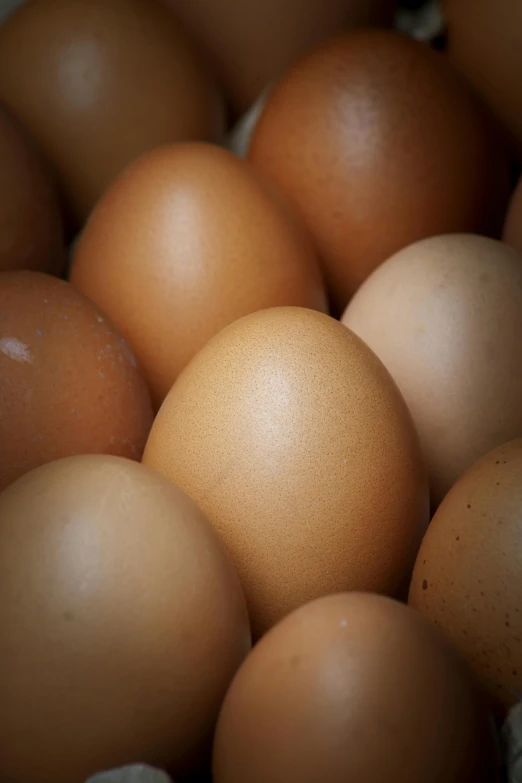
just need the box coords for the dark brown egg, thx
[0,454,250,783]
[0,104,64,273]
[0,0,224,227]
[249,28,510,310]
[0,271,153,491]
[213,593,496,783]
[409,439,522,715]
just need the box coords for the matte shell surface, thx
[0,105,64,273]
[212,593,495,783]
[249,29,510,310]
[70,143,327,409]
[503,175,522,254]
[0,455,251,783]
[0,271,153,491]
[409,440,522,714]
[143,307,429,638]
[161,0,396,115]
[0,0,224,226]
[342,234,522,507]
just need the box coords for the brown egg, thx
[342,234,522,508]
[70,142,327,409]
[0,454,251,783]
[503,174,522,253]
[161,0,396,116]
[0,104,64,273]
[213,593,496,783]
[0,271,153,491]
[444,0,522,160]
[409,440,522,715]
[249,28,510,311]
[0,0,224,228]
[143,307,429,639]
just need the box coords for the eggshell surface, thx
[71,143,327,409]
[249,29,510,310]
[409,440,522,714]
[503,175,522,254]
[213,593,495,783]
[0,105,64,273]
[0,271,153,491]
[343,234,522,507]
[0,0,224,227]
[0,455,251,783]
[143,307,429,638]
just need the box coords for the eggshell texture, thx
[161,0,396,116]
[213,593,496,783]
[248,28,510,310]
[0,454,251,783]
[0,104,64,273]
[143,307,429,638]
[70,143,327,409]
[503,175,522,253]
[444,0,522,160]
[0,271,153,491]
[342,234,522,507]
[409,440,522,714]
[0,0,224,228]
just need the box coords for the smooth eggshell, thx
[213,593,496,783]
[249,28,510,311]
[342,234,522,507]
[143,307,429,639]
[0,271,153,491]
[503,175,522,253]
[409,439,522,715]
[0,0,224,227]
[70,142,327,409]
[0,455,250,783]
[0,105,64,273]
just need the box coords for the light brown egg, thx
[143,307,429,639]
[0,454,251,783]
[342,234,522,508]
[0,0,224,228]
[409,440,522,715]
[248,28,510,311]
[0,104,64,273]
[213,593,496,783]
[70,142,327,409]
[503,175,522,253]
[0,271,153,491]
[444,0,522,160]
[161,0,396,116]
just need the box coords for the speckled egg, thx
[143,307,429,639]
[0,271,153,491]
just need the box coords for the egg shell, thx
[248,28,510,310]
[444,0,522,161]
[212,592,496,783]
[70,142,327,409]
[143,307,429,639]
[0,0,224,227]
[409,439,522,715]
[342,234,522,507]
[0,454,250,783]
[0,104,64,273]
[0,271,154,491]
[161,0,396,116]
[503,175,522,253]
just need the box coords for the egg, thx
[0,104,64,273]
[0,454,250,783]
[0,0,224,228]
[409,439,522,715]
[248,28,510,311]
[143,307,429,639]
[0,271,153,491]
[161,0,396,116]
[503,174,522,253]
[212,593,496,783]
[444,0,522,160]
[342,234,522,508]
[70,142,327,409]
